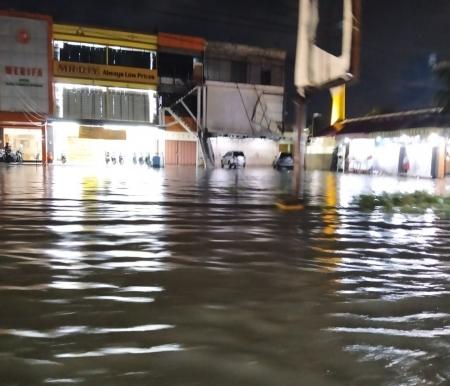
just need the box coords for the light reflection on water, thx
[0,166,450,385]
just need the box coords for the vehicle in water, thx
[221,151,246,169]
[273,152,294,170]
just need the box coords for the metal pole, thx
[202,85,207,130]
[197,87,201,169]
[292,94,306,200]
[42,123,48,165]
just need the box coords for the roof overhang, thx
[317,108,450,137]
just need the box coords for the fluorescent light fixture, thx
[55,83,108,92]
[108,87,155,94]
[50,121,80,130]
[108,46,152,53]
[428,133,442,146]
[54,40,106,49]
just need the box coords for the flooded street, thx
[1,165,450,386]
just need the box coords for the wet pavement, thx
[0,164,449,386]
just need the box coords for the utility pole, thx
[292,94,307,201]
[276,93,307,210]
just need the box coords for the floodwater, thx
[0,165,449,386]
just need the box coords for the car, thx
[273,152,294,170]
[221,151,246,169]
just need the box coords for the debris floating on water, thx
[356,191,450,215]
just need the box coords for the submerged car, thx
[221,151,246,168]
[273,152,294,170]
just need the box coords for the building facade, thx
[49,23,162,165]
[159,39,288,167]
[0,11,53,162]
[1,9,289,168]
[158,32,206,166]
[311,109,450,179]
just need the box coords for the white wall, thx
[206,81,284,136]
[210,137,278,166]
[407,143,433,177]
[307,137,336,155]
[164,131,197,142]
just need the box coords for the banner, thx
[54,61,157,85]
[79,126,126,140]
[295,0,361,91]
[0,14,51,114]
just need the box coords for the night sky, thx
[1,0,450,125]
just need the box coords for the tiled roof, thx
[317,108,450,136]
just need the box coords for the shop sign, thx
[0,14,51,114]
[54,61,157,85]
[79,126,126,140]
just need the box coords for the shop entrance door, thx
[165,140,196,165]
[3,128,42,161]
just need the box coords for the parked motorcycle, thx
[133,153,137,165]
[15,150,23,163]
[119,154,124,165]
[145,153,152,166]
[1,145,23,163]
[138,154,144,165]
[105,152,111,164]
[111,153,117,165]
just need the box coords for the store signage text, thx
[0,15,50,114]
[5,66,43,77]
[54,61,157,85]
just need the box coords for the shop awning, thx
[317,108,450,137]
[158,33,206,55]
[0,112,45,128]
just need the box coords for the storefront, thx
[49,24,160,165]
[314,109,450,179]
[0,11,53,162]
[2,126,44,161]
[335,131,446,178]
[50,121,164,165]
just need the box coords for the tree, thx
[434,61,450,113]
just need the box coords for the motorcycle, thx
[133,153,137,165]
[138,154,144,165]
[145,153,152,166]
[119,154,124,165]
[105,152,111,164]
[15,150,23,163]
[1,147,23,163]
[111,153,117,165]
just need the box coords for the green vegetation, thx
[356,191,450,214]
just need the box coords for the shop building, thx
[0,11,53,162]
[2,9,289,167]
[49,24,161,164]
[159,39,287,167]
[311,108,450,179]
[204,42,286,166]
[157,33,206,166]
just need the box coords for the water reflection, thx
[56,344,183,358]
[0,166,449,385]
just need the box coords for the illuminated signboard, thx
[0,13,52,114]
